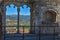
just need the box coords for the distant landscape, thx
[6,15,30,33]
[6,15,30,26]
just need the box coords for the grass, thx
[6,26,30,33]
[19,26,30,30]
[6,21,30,33]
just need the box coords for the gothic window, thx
[19,5,30,33]
[6,4,30,34]
[6,4,18,33]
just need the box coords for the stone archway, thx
[45,10,57,23]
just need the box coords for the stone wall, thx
[31,0,60,34]
[1,0,60,34]
[0,8,2,40]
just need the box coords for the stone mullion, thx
[17,6,20,33]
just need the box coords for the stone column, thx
[30,2,40,34]
[30,2,36,33]
[0,1,4,40]
[3,6,6,40]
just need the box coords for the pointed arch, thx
[19,4,31,33]
[6,4,18,33]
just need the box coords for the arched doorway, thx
[45,10,57,23]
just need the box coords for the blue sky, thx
[6,4,30,15]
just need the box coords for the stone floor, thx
[2,33,60,40]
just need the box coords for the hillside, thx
[6,15,30,21]
[6,15,30,26]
